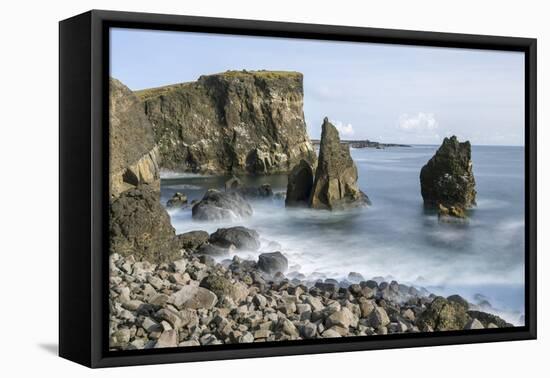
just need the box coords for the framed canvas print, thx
[59,10,537,368]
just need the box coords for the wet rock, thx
[420,136,476,217]
[225,176,242,191]
[257,252,288,275]
[196,243,233,257]
[166,192,188,209]
[209,226,260,251]
[192,189,253,221]
[285,159,314,207]
[310,118,370,210]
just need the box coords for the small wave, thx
[160,170,210,179]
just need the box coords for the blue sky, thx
[111,28,525,146]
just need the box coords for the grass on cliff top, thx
[216,70,302,79]
[135,82,194,101]
[135,70,302,100]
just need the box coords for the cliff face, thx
[110,78,160,198]
[137,70,316,174]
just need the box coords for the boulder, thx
[109,78,160,198]
[200,275,249,303]
[137,70,316,174]
[285,159,314,207]
[368,306,390,328]
[166,192,188,209]
[417,296,470,331]
[420,136,476,217]
[225,176,242,191]
[196,243,232,257]
[154,330,178,348]
[465,318,484,330]
[209,226,260,251]
[257,252,288,275]
[175,230,209,251]
[310,118,370,210]
[109,185,179,263]
[192,189,253,221]
[170,285,218,310]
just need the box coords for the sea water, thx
[160,145,525,325]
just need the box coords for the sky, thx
[111,28,525,146]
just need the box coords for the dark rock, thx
[258,184,273,197]
[109,185,178,263]
[192,189,253,221]
[466,310,513,328]
[209,226,260,251]
[196,244,232,257]
[166,192,188,209]
[285,160,314,207]
[417,296,470,331]
[175,230,209,251]
[109,78,160,198]
[310,118,370,210]
[225,176,242,191]
[420,136,476,217]
[137,70,317,174]
[447,294,470,310]
[347,272,365,283]
[257,252,288,275]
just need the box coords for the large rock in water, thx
[420,136,476,216]
[109,185,179,263]
[285,159,314,207]
[209,226,261,251]
[417,296,470,331]
[309,118,369,210]
[192,189,253,221]
[109,78,160,198]
[136,70,317,174]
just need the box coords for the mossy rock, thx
[417,296,470,331]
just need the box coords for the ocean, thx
[160,145,525,325]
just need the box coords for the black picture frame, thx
[59,9,537,368]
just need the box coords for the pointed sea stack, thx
[309,118,369,210]
[420,136,476,218]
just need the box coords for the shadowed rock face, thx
[137,70,317,174]
[420,135,476,216]
[109,78,160,198]
[309,118,369,210]
[285,159,314,207]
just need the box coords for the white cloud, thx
[398,112,438,132]
[333,120,355,137]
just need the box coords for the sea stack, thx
[420,136,476,219]
[309,118,369,210]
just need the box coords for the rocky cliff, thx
[110,78,160,198]
[309,118,369,210]
[136,70,316,174]
[420,136,476,217]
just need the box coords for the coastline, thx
[109,239,514,350]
